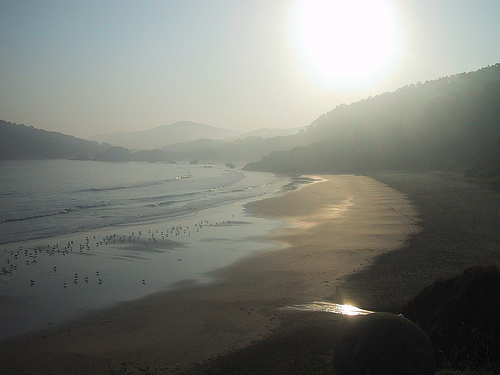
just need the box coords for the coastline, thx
[0,174,420,374]
[334,172,500,311]
[0,194,285,341]
[187,172,500,375]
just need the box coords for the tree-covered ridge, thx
[0,121,106,160]
[0,119,306,163]
[245,64,500,178]
[2,64,499,172]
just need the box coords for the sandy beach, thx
[1,173,498,374]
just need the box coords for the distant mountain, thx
[92,146,135,162]
[244,64,500,178]
[89,121,242,150]
[0,120,305,163]
[6,64,498,174]
[0,121,106,160]
[160,134,306,163]
[227,127,306,141]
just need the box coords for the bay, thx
[0,160,289,340]
[0,159,281,244]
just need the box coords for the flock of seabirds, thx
[1,214,238,289]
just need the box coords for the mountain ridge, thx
[2,63,499,176]
[89,121,242,150]
[89,121,306,150]
[244,64,500,178]
[0,120,106,160]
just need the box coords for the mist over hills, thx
[1,64,499,178]
[89,121,242,150]
[0,120,306,163]
[159,133,306,163]
[154,126,307,163]
[245,64,500,178]
[226,127,306,141]
[89,121,305,151]
[0,120,106,160]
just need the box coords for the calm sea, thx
[0,159,281,244]
[0,160,289,340]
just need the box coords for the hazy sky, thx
[1,0,499,138]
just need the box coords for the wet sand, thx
[4,173,498,374]
[187,172,500,375]
[0,200,282,342]
[335,172,500,311]
[0,174,420,374]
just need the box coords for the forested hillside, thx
[245,64,500,178]
[2,64,499,172]
[0,121,106,160]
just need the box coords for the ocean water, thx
[0,159,282,244]
[0,160,290,340]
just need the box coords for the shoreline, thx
[0,194,286,342]
[0,174,420,374]
[332,172,500,311]
[0,162,280,246]
[188,172,499,374]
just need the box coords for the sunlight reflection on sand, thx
[288,195,354,230]
[281,301,373,316]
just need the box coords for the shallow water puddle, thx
[281,301,373,316]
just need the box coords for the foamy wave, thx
[79,173,193,193]
[132,191,198,203]
[219,183,272,194]
[0,201,107,223]
[76,202,107,209]
[148,200,177,207]
[0,208,72,223]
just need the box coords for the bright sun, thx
[294,0,401,89]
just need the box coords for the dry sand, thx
[1,173,498,374]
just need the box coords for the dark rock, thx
[334,312,436,375]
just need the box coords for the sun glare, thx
[281,301,373,316]
[338,304,364,316]
[294,0,401,89]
